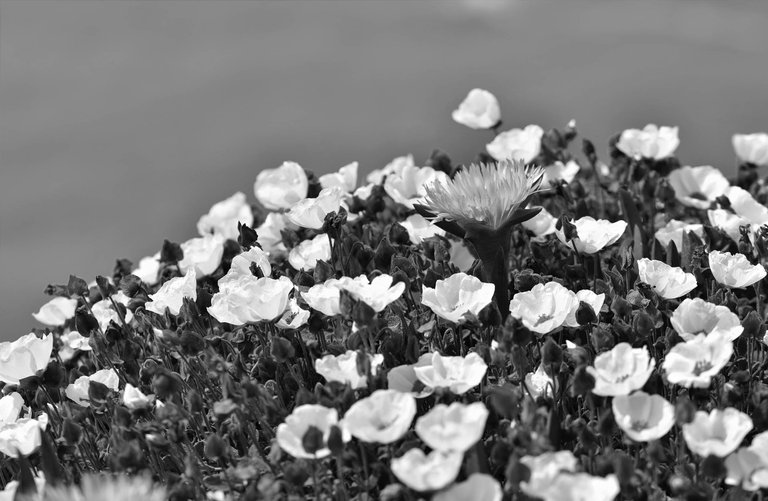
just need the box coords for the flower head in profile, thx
[400,213,446,244]
[342,389,416,444]
[670,298,743,341]
[733,132,768,167]
[612,391,675,442]
[196,191,253,241]
[32,296,78,327]
[709,250,766,289]
[654,219,704,251]
[254,161,309,211]
[662,333,733,388]
[587,343,655,396]
[682,407,753,457]
[145,268,197,316]
[0,412,48,458]
[319,161,358,192]
[338,274,405,313]
[452,88,501,130]
[555,216,627,254]
[302,278,344,317]
[391,448,463,492]
[45,474,166,501]
[286,187,345,230]
[667,165,730,209]
[288,233,332,271]
[637,258,698,299]
[486,125,544,163]
[616,124,679,160]
[0,333,53,384]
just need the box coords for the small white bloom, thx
[726,186,768,224]
[302,278,344,317]
[314,350,384,389]
[225,246,271,280]
[133,252,161,286]
[415,402,489,452]
[521,206,557,238]
[725,431,768,491]
[0,393,24,426]
[288,234,332,271]
[178,234,224,277]
[208,275,293,325]
[542,160,580,187]
[391,448,463,492]
[654,219,705,251]
[519,451,578,500]
[668,165,730,209]
[637,258,697,299]
[367,154,415,185]
[670,298,743,341]
[612,391,675,442]
[319,162,358,192]
[683,408,753,457]
[384,164,448,209]
[90,294,134,331]
[707,209,751,243]
[0,333,53,384]
[254,161,309,211]
[338,274,405,313]
[733,133,768,166]
[433,474,502,501]
[400,214,445,244]
[413,352,487,395]
[616,124,679,160]
[122,383,155,410]
[564,290,605,327]
[275,404,350,459]
[145,268,197,316]
[275,298,310,330]
[555,216,627,254]
[286,187,345,230]
[509,282,579,334]
[32,296,78,327]
[587,343,655,396]
[663,333,733,388]
[58,330,92,362]
[65,369,120,407]
[256,212,295,257]
[451,88,501,130]
[386,354,436,398]
[524,364,554,400]
[709,250,766,289]
[546,473,621,501]
[343,389,416,443]
[486,125,544,163]
[421,273,494,324]
[0,413,48,458]
[196,191,253,241]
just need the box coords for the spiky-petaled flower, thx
[45,475,166,501]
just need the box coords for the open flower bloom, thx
[519,451,578,500]
[256,212,295,256]
[254,161,309,210]
[122,383,155,410]
[662,333,733,388]
[433,474,502,501]
[451,88,501,129]
[522,206,557,238]
[196,191,253,241]
[612,391,674,442]
[0,333,53,384]
[421,273,495,324]
[287,187,345,230]
[384,164,448,209]
[545,473,621,501]
[288,234,332,271]
[133,252,161,286]
[319,161,358,192]
[0,393,24,426]
[725,431,768,491]
[400,213,445,244]
[414,352,487,395]
[32,296,78,326]
[524,364,554,400]
[683,408,753,457]
[637,258,697,299]
[733,133,768,166]
[208,275,293,325]
[145,268,198,316]
[90,292,134,331]
[486,124,543,163]
[654,219,705,251]
[709,250,766,289]
[542,160,580,187]
[276,404,350,459]
[0,412,48,458]
[342,389,416,443]
[509,282,579,334]
[338,274,405,313]
[564,290,605,327]
[275,298,310,330]
[178,234,224,277]
[415,402,489,453]
[724,186,768,224]
[302,278,343,316]
[314,350,384,389]
[670,298,743,341]
[226,246,271,280]
[707,209,751,243]
[387,353,436,398]
[58,330,92,361]
[391,448,463,492]
[65,369,120,407]
[587,343,655,396]
[667,165,730,209]
[556,217,627,254]
[616,124,679,160]
[367,154,415,185]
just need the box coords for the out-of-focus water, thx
[2,0,767,340]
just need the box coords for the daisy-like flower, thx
[508,282,579,335]
[654,219,705,251]
[733,132,768,167]
[662,333,733,388]
[612,391,675,442]
[683,408,753,457]
[391,448,464,492]
[709,250,766,289]
[342,389,416,444]
[725,431,768,491]
[587,343,655,396]
[637,258,698,299]
[616,124,679,160]
[556,216,627,255]
[276,404,350,459]
[414,401,489,453]
[433,474,502,501]
[452,88,501,130]
[670,298,743,341]
[45,474,167,501]
[667,165,730,210]
[421,272,495,324]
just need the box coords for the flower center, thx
[688,191,708,201]
[630,419,649,431]
[534,313,554,327]
[693,360,713,376]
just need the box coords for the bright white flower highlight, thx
[452,88,501,130]
[32,296,78,326]
[256,212,295,256]
[542,160,580,186]
[733,133,768,166]
[414,352,488,395]
[287,187,345,230]
[178,234,225,277]
[421,272,495,324]
[654,219,704,251]
[314,350,384,389]
[508,282,579,334]
[667,165,730,209]
[196,191,253,241]
[545,473,621,501]
[122,383,155,410]
[319,161,358,192]
[384,164,448,209]
[486,125,544,163]
[612,391,675,442]
[133,252,161,286]
[564,290,605,327]
[0,412,48,458]
[662,333,733,388]
[725,431,768,491]
[386,354,435,398]
[367,154,414,185]
[587,343,655,396]
[275,298,310,330]
[65,369,120,407]
[637,258,697,299]
[145,268,197,316]
[288,234,332,271]
[208,275,293,325]
[0,333,53,384]
[254,161,309,211]
[683,408,753,457]
[302,278,344,317]
[342,389,416,444]
[709,250,766,289]
[391,448,463,492]
[616,124,679,160]
[338,274,405,313]
[400,213,445,244]
[670,298,743,341]
[521,206,557,238]
[415,401,489,453]
[524,364,554,400]
[276,404,350,459]
[519,451,578,500]
[556,217,627,254]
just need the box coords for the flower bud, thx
[204,434,228,461]
[271,337,296,364]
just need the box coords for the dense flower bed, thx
[3,89,768,500]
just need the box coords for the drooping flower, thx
[45,474,167,501]
[132,252,161,286]
[145,268,197,316]
[433,474,502,501]
[654,219,705,251]
[524,364,554,400]
[196,191,253,241]
[486,125,544,163]
[319,161,358,192]
[662,333,733,388]
[0,333,53,384]
[555,216,627,254]
[122,383,155,410]
[391,448,464,492]
[421,273,495,324]
[415,402,489,453]
[637,258,698,299]
[314,350,384,389]
[519,451,579,500]
[612,391,675,442]
[667,165,730,209]
[254,161,309,211]
[733,133,768,166]
[342,389,416,444]
[275,404,350,459]
[709,250,766,289]
[302,278,344,317]
[0,412,48,458]
[208,275,293,325]
[587,343,655,396]
[725,431,768,491]
[616,124,679,160]
[413,352,487,395]
[682,408,753,457]
[286,187,345,230]
[452,88,501,130]
[32,296,78,326]
[564,290,605,327]
[670,298,743,341]
[400,213,446,244]
[337,274,405,313]
[178,234,225,277]
[542,160,580,187]
[275,298,310,330]
[509,282,579,334]
[384,164,449,209]
[288,234,332,271]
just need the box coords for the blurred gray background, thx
[2,0,768,341]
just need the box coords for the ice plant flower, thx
[145,268,197,316]
[415,402,489,453]
[654,219,705,251]
[178,234,225,277]
[587,343,655,396]
[286,186,345,230]
[32,296,78,326]
[302,278,343,317]
[122,383,155,410]
[421,272,495,324]
[670,298,743,341]
[486,124,544,163]
[564,290,605,327]
[65,369,120,407]
[556,216,627,254]
[342,389,416,443]
[383,164,448,209]
[725,431,768,491]
[637,258,697,299]
[391,448,463,492]
[288,234,332,271]
[519,451,578,500]
[508,282,579,334]
[0,333,53,384]
[276,404,349,459]
[208,275,293,325]
[45,474,167,501]
[314,350,384,389]
[733,132,768,166]
[667,165,730,209]
[524,364,554,400]
[0,412,48,458]
[662,333,733,388]
[542,160,580,187]
[708,250,766,289]
[433,474,502,501]
[338,274,405,313]
[275,298,310,330]
[682,408,753,457]
[414,352,488,395]
[133,252,161,286]
[253,161,309,210]
[400,213,445,244]
[612,391,675,442]
[196,191,253,241]
[616,124,679,160]
[319,161,358,192]
[452,88,501,130]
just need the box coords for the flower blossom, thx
[133,252,161,286]
[122,383,155,410]
[384,164,448,209]
[275,298,310,330]
[58,330,92,361]
[342,389,416,443]
[733,133,768,166]
[196,191,253,241]
[670,298,743,342]
[683,408,753,457]
[288,234,332,271]
[90,292,133,331]
[433,474,502,501]
[662,333,733,388]
[616,124,679,160]
[654,219,704,251]
[302,279,344,317]
[612,391,675,442]
[387,354,436,398]
[32,296,78,327]
[667,165,730,209]
[338,274,405,313]
[276,404,350,459]
[208,275,293,325]
[0,333,53,384]
[415,402,489,452]
[391,448,463,492]
[400,214,445,244]
[709,250,766,289]
[637,258,697,299]
[256,212,295,256]
[319,161,358,192]
[0,412,48,458]
[178,234,225,277]
[486,125,543,163]
[564,290,605,327]
[509,282,579,334]
[145,268,197,316]
[725,431,768,491]
[413,352,487,395]
[421,273,495,324]
[522,206,557,238]
[524,364,554,400]
[314,350,384,389]
[287,187,345,230]
[254,161,309,210]
[545,473,621,501]
[542,160,580,187]
[556,216,627,254]
[587,343,655,396]
[519,451,578,500]
[65,369,120,407]
[451,88,501,130]
[367,154,414,185]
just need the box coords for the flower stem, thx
[468,229,512,319]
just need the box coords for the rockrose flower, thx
[556,216,627,254]
[670,298,743,341]
[707,209,751,244]
[521,206,557,238]
[654,219,705,251]
[433,474,502,501]
[486,124,544,163]
[400,213,445,244]
[288,234,332,271]
[256,212,295,256]
[683,408,753,457]
[542,160,580,187]
[391,448,463,492]
[342,389,416,443]
[276,404,349,459]
[616,124,679,160]
[709,250,766,289]
[637,258,698,299]
[413,352,487,395]
[319,161,358,192]
[509,282,579,334]
[726,186,768,224]
[662,333,733,388]
[314,350,384,389]
[0,393,24,427]
[451,88,501,130]
[733,132,768,166]
[65,369,120,407]
[208,275,293,325]
[0,412,48,458]
[90,293,134,331]
[384,164,448,209]
[0,333,52,384]
[58,330,92,361]
[415,402,489,453]
[253,161,309,210]
[286,187,345,230]
[519,451,578,500]
[122,383,155,410]
[725,431,768,491]
[524,364,554,400]
[275,298,310,330]
[667,165,730,209]
[178,234,225,277]
[32,296,78,326]
[338,274,405,313]
[367,154,414,185]
[587,343,655,396]
[386,354,435,398]
[133,252,161,286]
[145,268,197,316]
[225,246,271,280]
[546,473,621,501]
[564,290,605,327]
[302,279,343,317]
[421,273,495,324]
[196,191,253,241]
[612,391,675,442]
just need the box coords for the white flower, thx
[451,88,501,130]
[225,246,271,280]
[433,474,502,501]
[65,369,120,407]
[415,402,489,452]
[521,206,557,238]
[178,234,224,277]
[275,404,349,459]
[196,191,253,241]
[707,209,751,243]
[587,343,655,396]
[725,431,768,491]
[122,383,155,410]
[519,451,578,500]
[145,268,197,316]
[276,298,310,330]
[45,474,165,501]
[524,364,554,400]
[58,330,92,362]
[391,449,463,492]
[683,408,753,457]
[352,183,375,201]
[0,472,45,500]
[133,252,161,286]
[343,389,416,443]
[286,187,345,230]
[0,393,24,426]
[254,161,309,210]
[421,273,494,324]
[654,220,705,251]
[637,258,697,299]
[508,282,579,334]
[542,160,580,186]
[670,298,743,341]
[709,250,766,289]
[0,413,48,458]
[288,234,332,271]
[449,240,476,272]
[668,165,730,209]
[545,473,621,501]
[413,352,487,395]
[616,124,679,160]
[564,290,605,327]
[302,279,343,317]
[733,133,768,166]
[400,214,445,244]
[338,274,405,313]
[367,154,414,185]
[556,216,627,254]
[726,186,768,224]
[319,162,358,192]
[314,350,384,389]
[0,333,53,384]
[486,125,544,163]
[662,333,733,388]
[386,354,436,398]
[208,275,293,325]
[612,391,675,442]
[256,212,295,256]
[90,293,133,331]
[384,164,448,209]
[32,296,78,326]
